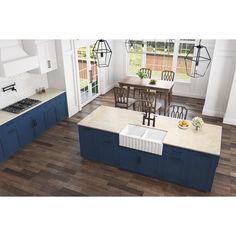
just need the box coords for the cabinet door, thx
[0,127,6,161]
[185,150,219,191]
[119,147,140,172]
[46,40,58,72]
[139,151,161,178]
[3,120,21,157]
[163,145,187,185]
[55,93,68,122]
[43,100,57,129]
[37,41,57,74]
[31,106,47,138]
[78,126,100,161]
[19,112,35,147]
[99,131,119,167]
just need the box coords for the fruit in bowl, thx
[178,120,189,129]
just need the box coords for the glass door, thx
[77,44,99,106]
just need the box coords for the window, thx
[175,40,195,80]
[127,39,196,82]
[127,40,143,74]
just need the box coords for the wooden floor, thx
[0,89,236,196]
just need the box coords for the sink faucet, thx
[142,109,157,127]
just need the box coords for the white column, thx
[202,40,236,117]
[223,68,236,125]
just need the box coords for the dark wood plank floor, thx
[0,89,235,196]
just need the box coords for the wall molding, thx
[202,108,225,118]
[223,117,236,126]
[173,91,205,99]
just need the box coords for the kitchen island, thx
[78,106,222,192]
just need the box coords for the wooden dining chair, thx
[167,105,188,119]
[113,86,136,110]
[133,68,152,99]
[139,90,162,115]
[161,70,175,81]
[139,68,152,79]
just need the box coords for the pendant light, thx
[125,40,136,53]
[93,39,112,67]
[184,40,211,78]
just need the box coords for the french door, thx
[77,43,99,107]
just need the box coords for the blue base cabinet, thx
[79,126,220,192]
[0,92,68,161]
[78,126,119,166]
[0,126,6,161]
[3,120,22,158]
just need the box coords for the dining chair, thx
[138,90,162,115]
[161,70,175,81]
[167,105,188,119]
[139,68,152,79]
[133,68,152,99]
[113,86,136,110]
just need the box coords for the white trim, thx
[202,109,225,118]
[223,117,236,126]
[172,91,205,99]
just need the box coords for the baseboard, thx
[202,109,225,118]
[223,117,236,126]
[101,84,115,95]
[173,91,205,99]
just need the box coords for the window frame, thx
[126,39,196,83]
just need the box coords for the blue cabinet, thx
[119,146,160,177]
[55,93,68,122]
[19,105,47,147]
[79,127,119,166]
[119,146,140,172]
[0,127,5,161]
[3,120,22,157]
[98,130,119,166]
[79,126,100,161]
[184,149,219,191]
[43,99,57,129]
[0,92,67,162]
[78,126,220,192]
[162,145,187,185]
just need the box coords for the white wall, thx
[223,68,236,125]
[173,40,215,99]
[0,40,48,109]
[203,40,236,118]
[111,40,215,99]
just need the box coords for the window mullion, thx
[172,39,179,73]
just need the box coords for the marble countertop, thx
[0,88,65,126]
[78,105,222,156]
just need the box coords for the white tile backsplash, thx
[0,73,48,109]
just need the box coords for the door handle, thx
[47,60,51,69]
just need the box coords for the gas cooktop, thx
[2,98,41,114]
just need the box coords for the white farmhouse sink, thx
[119,124,167,155]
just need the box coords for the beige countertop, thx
[0,88,65,126]
[78,105,222,156]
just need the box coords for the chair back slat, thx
[114,87,130,107]
[161,70,175,81]
[167,105,188,119]
[140,68,152,79]
[139,90,157,113]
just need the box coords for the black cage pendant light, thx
[93,39,112,68]
[184,40,212,78]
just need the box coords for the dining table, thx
[118,76,175,115]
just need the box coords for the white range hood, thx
[0,42,39,77]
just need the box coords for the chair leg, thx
[133,103,135,111]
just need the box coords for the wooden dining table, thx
[118,76,175,115]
